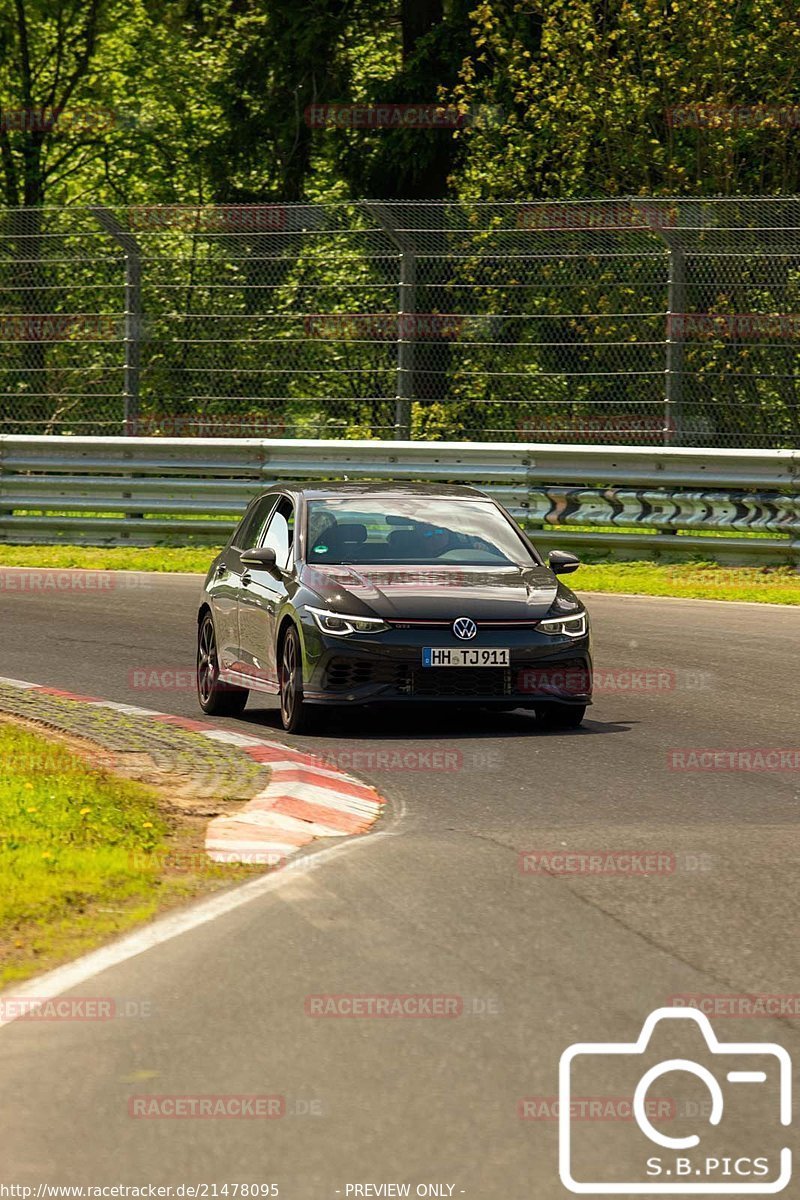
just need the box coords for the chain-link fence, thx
[1,199,799,446]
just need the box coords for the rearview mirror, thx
[240,546,279,573]
[548,550,580,575]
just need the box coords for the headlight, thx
[538,612,587,638]
[306,606,390,636]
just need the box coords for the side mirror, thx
[548,550,580,575]
[240,546,279,573]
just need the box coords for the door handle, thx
[215,564,226,578]
[241,570,252,587]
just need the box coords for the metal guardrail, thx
[0,436,797,564]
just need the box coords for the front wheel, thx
[534,703,586,729]
[197,613,249,716]
[279,626,318,734]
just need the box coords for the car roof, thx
[265,482,488,501]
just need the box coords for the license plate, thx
[422,648,510,667]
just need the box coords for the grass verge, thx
[0,722,264,986]
[575,561,800,604]
[0,544,215,574]
[0,544,798,604]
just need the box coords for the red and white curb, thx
[0,676,387,865]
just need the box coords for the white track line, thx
[0,831,396,1031]
[200,730,268,748]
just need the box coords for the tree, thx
[334,0,477,200]
[182,0,354,204]
[0,0,111,209]
[450,0,800,199]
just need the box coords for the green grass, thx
[0,544,797,603]
[0,544,216,573]
[575,561,800,604]
[0,723,260,984]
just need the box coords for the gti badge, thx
[453,616,477,641]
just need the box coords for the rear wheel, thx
[534,703,586,729]
[279,625,318,734]
[197,612,249,716]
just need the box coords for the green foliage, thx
[451,0,800,199]
[3,1,799,210]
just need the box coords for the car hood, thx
[299,563,562,620]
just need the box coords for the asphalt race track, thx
[0,571,799,1195]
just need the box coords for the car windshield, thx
[305,497,536,566]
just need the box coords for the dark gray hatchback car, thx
[197,482,592,733]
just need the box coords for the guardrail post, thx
[90,207,142,435]
[363,202,415,439]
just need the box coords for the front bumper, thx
[301,622,593,706]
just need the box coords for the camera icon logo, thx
[559,1006,792,1194]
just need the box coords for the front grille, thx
[323,657,590,699]
[410,667,511,698]
[324,658,408,692]
[323,659,375,691]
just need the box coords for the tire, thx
[534,703,586,729]
[279,625,318,734]
[197,612,249,716]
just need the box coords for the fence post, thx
[397,249,416,439]
[90,207,141,435]
[665,242,686,447]
[363,202,415,439]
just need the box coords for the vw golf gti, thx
[196,483,593,732]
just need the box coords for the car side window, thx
[260,499,294,570]
[231,495,277,551]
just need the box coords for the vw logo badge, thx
[453,616,477,641]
